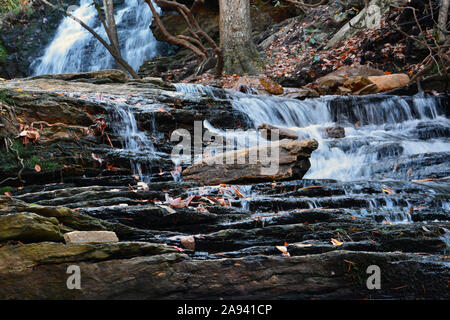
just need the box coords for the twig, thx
[0,137,25,186]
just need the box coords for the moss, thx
[0,186,13,194]
[0,43,8,64]
[0,89,14,105]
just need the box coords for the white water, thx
[109,103,156,181]
[175,84,450,181]
[33,0,160,75]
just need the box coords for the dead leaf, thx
[34,164,41,172]
[331,238,343,246]
[381,187,395,194]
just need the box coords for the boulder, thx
[343,76,374,92]
[367,74,410,93]
[182,139,318,185]
[323,126,346,139]
[258,123,299,140]
[64,231,119,244]
[259,77,284,95]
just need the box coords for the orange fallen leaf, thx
[381,187,395,194]
[411,178,436,183]
[331,238,343,246]
[300,185,325,190]
[34,164,41,172]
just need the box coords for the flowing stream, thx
[175,84,450,181]
[175,84,449,223]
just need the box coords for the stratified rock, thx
[323,126,345,138]
[64,231,119,244]
[0,246,448,299]
[258,123,299,140]
[0,212,63,243]
[182,139,318,185]
[259,77,284,95]
[0,196,144,241]
[28,69,130,83]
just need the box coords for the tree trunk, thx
[438,0,449,43]
[219,0,259,75]
[103,0,120,52]
[102,0,126,72]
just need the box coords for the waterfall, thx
[175,85,450,181]
[32,0,160,75]
[108,103,156,182]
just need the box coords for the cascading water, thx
[108,103,156,182]
[175,84,450,181]
[32,0,160,75]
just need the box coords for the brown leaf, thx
[331,238,343,246]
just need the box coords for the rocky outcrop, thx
[182,139,319,185]
[0,74,448,300]
[28,69,131,83]
[0,244,448,299]
[0,212,63,242]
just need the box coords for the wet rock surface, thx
[0,74,448,299]
[182,139,318,185]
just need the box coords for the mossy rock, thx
[0,212,63,242]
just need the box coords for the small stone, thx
[180,236,196,250]
[64,231,119,244]
[258,123,299,140]
[323,126,345,139]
